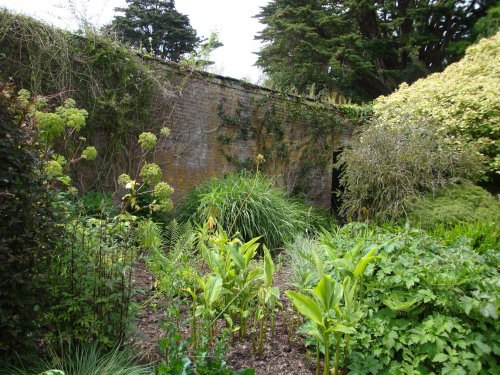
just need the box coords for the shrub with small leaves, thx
[373,31,500,179]
[138,131,157,151]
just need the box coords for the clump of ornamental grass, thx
[176,171,328,251]
[338,118,481,222]
[8,342,153,375]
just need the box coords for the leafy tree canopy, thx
[111,0,199,62]
[255,0,496,102]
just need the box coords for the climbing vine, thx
[216,93,370,194]
[0,10,183,192]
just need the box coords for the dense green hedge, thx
[406,183,500,230]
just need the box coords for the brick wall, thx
[152,65,353,210]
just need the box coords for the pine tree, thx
[111,0,199,62]
[256,0,496,102]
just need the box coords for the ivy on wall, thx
[216,93,371,195]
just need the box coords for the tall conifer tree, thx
[111,0,199,62]
[256,0,496,101]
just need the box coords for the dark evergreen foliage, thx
[255,0,496,101]
[0,82,60,361]
[111,0,199,61]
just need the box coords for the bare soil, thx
[131,261,316,374]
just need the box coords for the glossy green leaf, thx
[204,274,223,306]
[285,290,324,327]
[353,245,379,278]
[330,323,357,335]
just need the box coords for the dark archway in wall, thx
[331,149,344,217]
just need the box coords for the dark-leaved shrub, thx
[0,81,61,360]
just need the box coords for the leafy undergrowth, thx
[17,220,497,375]
[133,218,499,375]
[286,223,499,374]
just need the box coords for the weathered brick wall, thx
[153,65,354,210]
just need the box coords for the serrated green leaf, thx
[433,353,448,362]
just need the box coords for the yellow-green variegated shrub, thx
[374,31,500,177]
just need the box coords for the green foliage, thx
[156,306,254,375]
[286,223,500,374]
[338,117,481,221]
[284,235,318,291]
[182,31,223,71]
[0,83,174,359]
[0,81,62,360]
[176,171,326,250]
[8,342,153,375]
[149,218,280,360]
[406,183,500,230]
[146,220,198,301]
[0,10,172,191]
[432,221,500,255]
[473,5,500,40]
[285,233,382,374]
[79,191,119,217]
[192,224,280,351]
[255,0,495,101]
[374,31,500,181]
[110,0,199,62]
[45,215,143,346]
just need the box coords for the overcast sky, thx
[0,0,269,82]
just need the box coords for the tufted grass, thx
[176,171,330,251]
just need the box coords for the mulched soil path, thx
[131,260,316,374]
[226,266,315,375]
[129,260,166,363]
